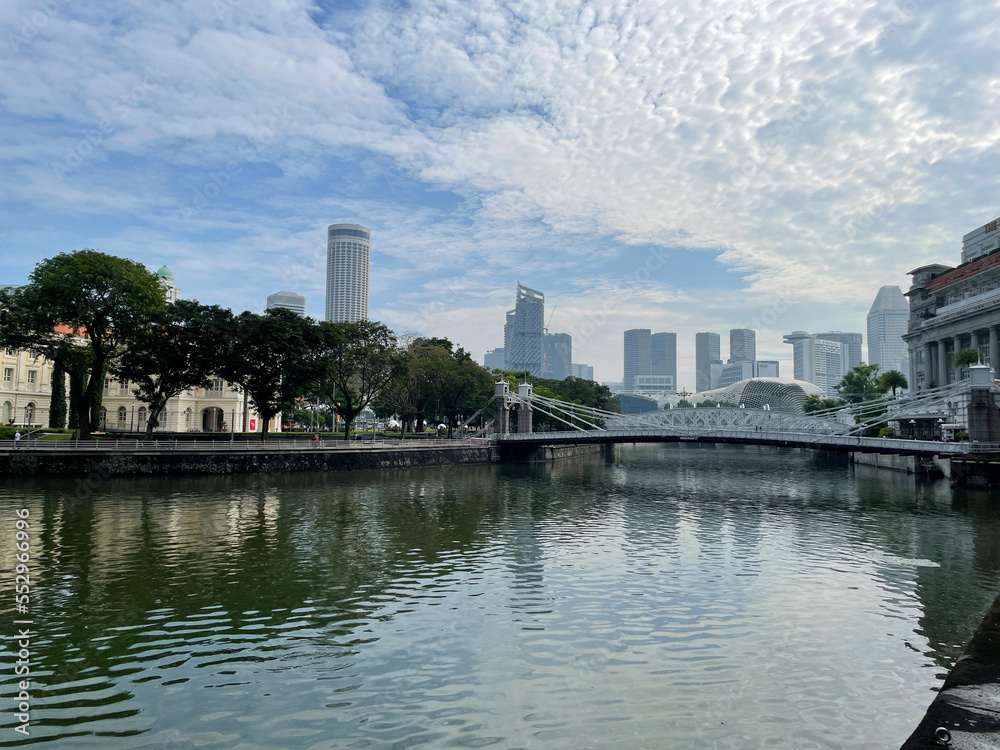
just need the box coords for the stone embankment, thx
[901,593,1000,748]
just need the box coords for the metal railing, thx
[0,437,492,452]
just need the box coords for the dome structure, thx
[155,265,173,279]
[694,377,824,413]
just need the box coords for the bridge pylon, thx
[518,383,533,434]
[494,381,511,435]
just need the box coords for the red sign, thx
[249,419,256,431]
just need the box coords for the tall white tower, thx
[325,223,370,323]
[866,285,909,377]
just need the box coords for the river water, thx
[1,444,999,749]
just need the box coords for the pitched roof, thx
[925,251,1000,292]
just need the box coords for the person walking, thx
[13,431,20,448]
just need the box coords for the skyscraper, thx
[815,331,862,369]
[570,363,594,380]
[544,333,572,380]
[783,331,850,397]
[325,223,370,323]
[484,348,505,370]
[867,286,909,377]
[504,283,545,375]
[266,291,306,316]
[729,328,756,363]
[623,329,651,390]
[695,332,721,392]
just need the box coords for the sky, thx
[1,0,998,389]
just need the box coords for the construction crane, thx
[544,306,556,334]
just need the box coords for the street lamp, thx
[909,419,916,439]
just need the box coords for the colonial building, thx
[904,216,1000,391]
[0,345,54,427]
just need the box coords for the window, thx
[27,370,37,388]
[104,378,111,395]
[4,348,13,356]
[121,379,130,391]
[2,368,11,383]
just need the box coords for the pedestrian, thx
[13,431,20,448]
[312,433,320,448]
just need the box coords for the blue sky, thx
[1,0,997,387]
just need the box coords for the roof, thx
[155,265,173,279]
[924,252,1000,292]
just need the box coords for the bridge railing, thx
[0,437,492,452]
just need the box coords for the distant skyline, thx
[2,1,997,387]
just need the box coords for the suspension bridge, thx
[485,378,1000,458]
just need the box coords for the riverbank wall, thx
[901,592,1000,748]
[495,442,608,463]
[0,444,499,478]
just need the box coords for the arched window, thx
[137,406,147,428]
[1,401,11,425]
[117,406,127,425]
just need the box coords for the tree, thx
[313,320,402,439]
[0,250,166,439]
[434,348,494,438]
[216,308,320,441]
[113,300,233,438]
[48,361,67,428]
[677,398,693,408]
[802,394,845,413]
[953,348,982,370]
[877,369,908,397]
[835,363,886,404]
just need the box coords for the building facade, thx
[504,283,545,375]
[484,348,505,370]
[709,360,780,390]
[650,332,677,389]
[325,223,370,323]
[961,214,1000,263]
[544,332,572,380]
[570,363,594,380]
[728,328,756,363]
[623,329,651,390]
[904,250,1000,392]
[0,346,54,427]
[623,329,676,393]
[867,286,909,379]
[695,332,721,392]
[783,331,850,397]
[815,331,862,369]
[267,290,306,316]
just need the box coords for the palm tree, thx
[878,369,908,397]
[953,348,982,376]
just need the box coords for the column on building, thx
[953,335,962,381]
[971,330,980,363]
[990,326,1000,373]
[922,342,933,390]
[937,339,948,387]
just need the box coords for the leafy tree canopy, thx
[835,363,886,404]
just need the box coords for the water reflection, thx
[0,445,997,748]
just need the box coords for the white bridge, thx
[488,379,1000,457]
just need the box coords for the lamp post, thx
[23,405,30,444]
[909,419,916,440]
[938,418,945,441]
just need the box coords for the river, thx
[1,443,999,749]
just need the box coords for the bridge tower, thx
[518,383,533,434]
[494,381,511,435]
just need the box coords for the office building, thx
[815,331,862,369]
[484,348,505,370]
[544,333,572,380]
[266,291,306,316]
[904,216,1000,391]
[325,223,370,323]
[695,332,721,392]
[651,332,677,388]
[866,286,909,378]
[623,329,652,390]
[783,331,850,397]
[504,283,545,376]
[728,328,756,363]
[570,363,594,380]
[709,360,780,390]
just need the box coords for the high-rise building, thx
[709,360,780,390]
[623,329,651,390]
[783,331,850,397]
[728,328,756,363]
[325,223,370,323]
[484,348,505,370]
[570,363,594,380]
[544,333,572,380]
[504,283,545,375]
[266,291,306,316]
[867,286,909,378]
[651,332,677,389]
[695,332,721,392]
[815,331,862,369]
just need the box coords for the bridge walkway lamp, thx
[909,419,916,439]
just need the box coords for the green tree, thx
[835,363,886,404]
[48,360,67,428]
[216,308,320,441]
[953,348,982,370]
[0,250,166,439]
[802,394,845,413]
[435,348,494,438]
[113,300,233,438]
[676,398,693,408]
[313,320,402,439]
[877,369,908,397]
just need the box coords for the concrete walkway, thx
[902,593,1000,748]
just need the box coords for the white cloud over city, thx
[1,0,997,386]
